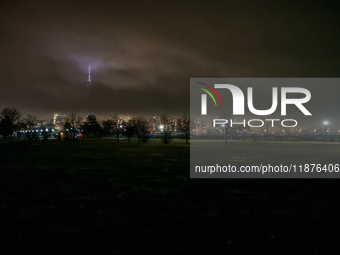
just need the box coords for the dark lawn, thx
[1,139,340,254]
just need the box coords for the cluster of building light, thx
[20,128,54,133]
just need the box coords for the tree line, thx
[0,107,190,144]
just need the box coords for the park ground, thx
[1,139,340,254]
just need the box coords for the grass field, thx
[1,139,340,254]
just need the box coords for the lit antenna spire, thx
[85,65,92,89]
[88,65,91,82]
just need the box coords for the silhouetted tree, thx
[241,125,252,142]
[102,119,114,136]
[123,120,135,142]
[22,114,37,140]
[0,107,22,140]
[224,122,236,143]
[103,115,124,142]
[177,114,190,144]
[160,113,173,144]
[111,114,124,143]
[82,114,102,138]
[64,113,80,140]
[132,117,150,144]
[221,113,236,143]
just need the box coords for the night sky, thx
[1,0,340,120]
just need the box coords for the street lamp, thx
[323,120,328,141]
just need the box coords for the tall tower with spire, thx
[86,66,92,89]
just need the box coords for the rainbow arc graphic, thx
[196,82,223,106]
[196,82,222,115]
